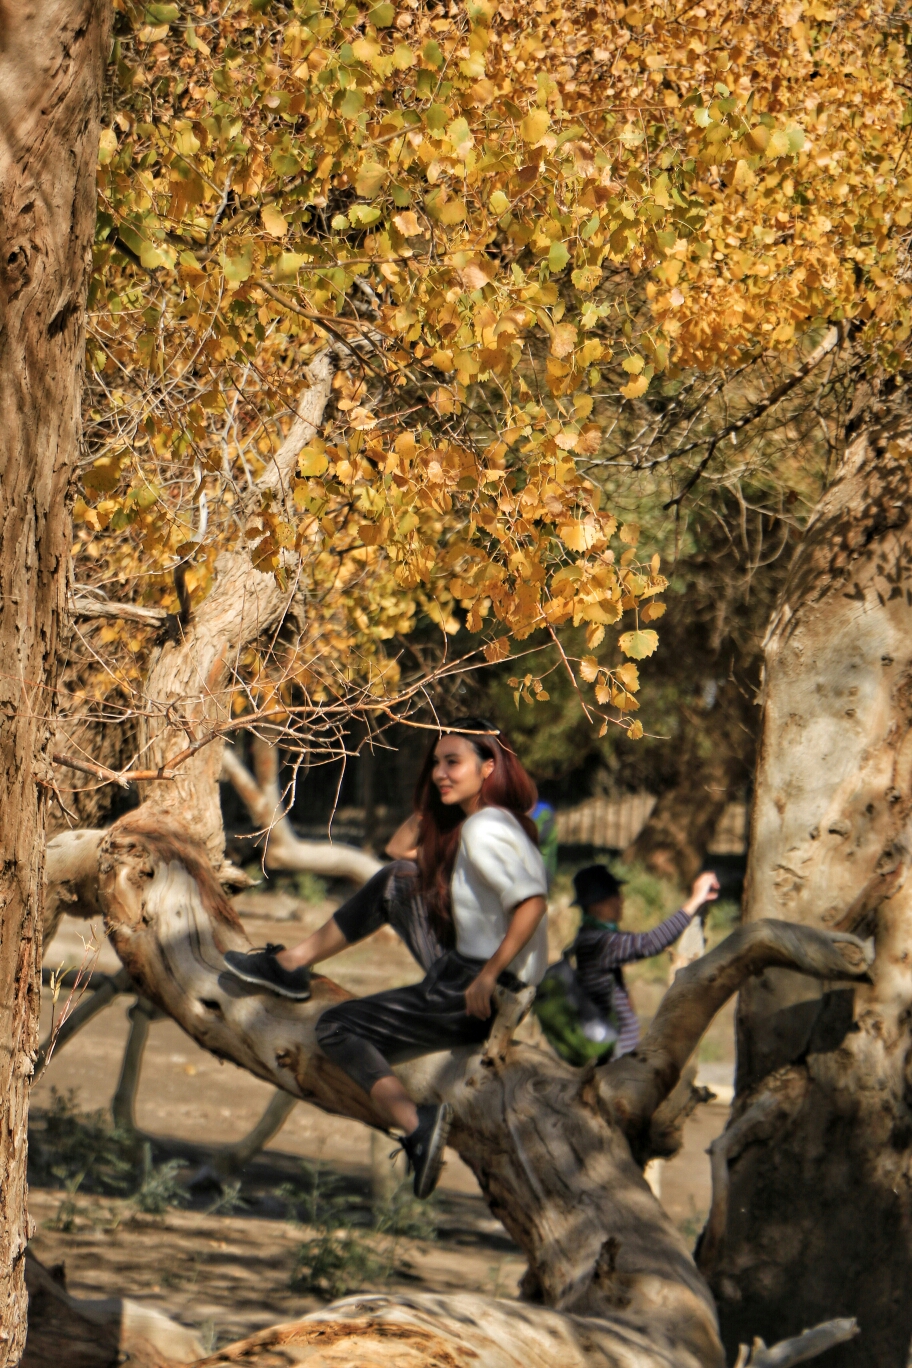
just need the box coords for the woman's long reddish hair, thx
[414,717,538,943]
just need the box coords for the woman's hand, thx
[385,812,420,861]
[465,968,499,1020]
[683,870,721,917]
[465,895,547,1019]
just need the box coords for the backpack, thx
[533,948,620,1067]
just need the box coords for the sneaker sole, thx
[222,963,311,1000]
[414,1103,453,1200]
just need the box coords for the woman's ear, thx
[481,758,495,782]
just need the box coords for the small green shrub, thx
[293,871,328,905]
[284,1162,438,1299]
[132,1143,187,1214]
[29,1089,135,1196]
[29,1091,187,1216]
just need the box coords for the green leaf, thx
[355,162,387,197]
[339,89,365,118]
[222,243,253,283]
[370,2,395,24]
[548,241,569,273]
[145,3,179,21]
[349,204,382,227]
[618,630,659,660]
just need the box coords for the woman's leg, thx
[225,863,407,996]
[314,955,489,1196]
[370,1076,418,1133]
[275,916,347,971]
[314,954,490,1099]
[277,860,441,973]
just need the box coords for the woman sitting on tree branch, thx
[224,719,548,1199]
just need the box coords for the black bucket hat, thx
[572,864,626,908]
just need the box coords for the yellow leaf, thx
[615,662,640,692]
[438,199,467,225]
[520,109,550,143]
[618,629,659,660]
[393,210,421,236]
[261,204,287,237]
[619,523,640,545]
[580,655,600,682]
[641,600,666,622]
[767,128,791,158]
[558,521,600,552]
[621,355,644,374]
[484,637,510,661]
[356,162,387,198]
[732,159,755,190]
[627,720,644,741]
[585,624,605,649]
[550,323,577,359]
[299,447,328,477]
[352,37,381,60]
[98,128,118,165]
[621,374,649,400]
[595,682,612,704]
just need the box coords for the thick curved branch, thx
[600,920,871,1138]
[44,828,106,938]
[221,741,381,885]
[737,1318,859,1367]
[136,354,335,859]
[98,814,723,1362]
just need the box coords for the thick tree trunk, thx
[698,418,912,1366]
[91,810,868,1366]
[0,4,108,1358]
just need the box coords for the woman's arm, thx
[385,812,420,860]
[465,895,547,1020]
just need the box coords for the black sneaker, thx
[223,944,312,1000]
[400,1103,453,1200]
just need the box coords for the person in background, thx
[570,864,720,1057]
[530,799,558,887]
[223,718,548,1200]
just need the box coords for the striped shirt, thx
[573,909,693,1057]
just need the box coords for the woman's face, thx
[432,734,495,813]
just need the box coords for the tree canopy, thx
[68,0,910,778]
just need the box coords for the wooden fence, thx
[555,794,748,856]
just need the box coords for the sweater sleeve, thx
[594,908,692,970]
[460,808,548,914]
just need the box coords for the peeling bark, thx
[0,2,109,1356]
[699,417,912,1366]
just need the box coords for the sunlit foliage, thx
[72,0,910,751]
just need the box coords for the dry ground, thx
[30,884,734,1351]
